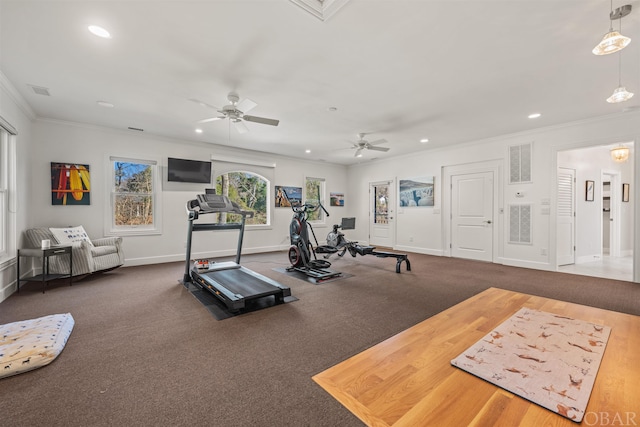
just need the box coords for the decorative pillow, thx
[49,225,93,246]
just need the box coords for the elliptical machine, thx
[284,189,341,281]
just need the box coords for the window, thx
[107,156,162,235]
[0,130,7,256]
[214,171,269,226]
[0,117,17,264]
[305,176,326,222]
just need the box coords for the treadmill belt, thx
[200,268,279,297]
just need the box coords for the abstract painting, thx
[51,162,91,205]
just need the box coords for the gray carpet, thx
[1,251,638,426]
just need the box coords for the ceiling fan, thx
[190,91,279,134]
[349,133,390,157]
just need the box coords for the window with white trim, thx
[0,129,7,257]
[211,156,275,230]
[107,156,162,235]
[305,176,326,223]
[213,171,270,226]
[0,117,17,264]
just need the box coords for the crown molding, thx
[0,70,36,120]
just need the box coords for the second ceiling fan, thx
[350,133,390,157]
[191,91,279,134]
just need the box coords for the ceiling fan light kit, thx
[350,133,390,157]
[192,91,279,133]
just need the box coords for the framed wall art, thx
[399,176,434,207]
[622,183,630,202]
[330,192,344,207]
[585,180,594,202]
[51,162,91,206]
[275,185,302,207]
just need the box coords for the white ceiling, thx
[1,0,640,165]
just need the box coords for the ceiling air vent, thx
[28,84,51,96]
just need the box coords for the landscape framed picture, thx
[399,176,434,207]
[51,162,91,206]
[330,192,344,207]
[275,185,302,207]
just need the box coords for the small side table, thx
[17,245,73,293]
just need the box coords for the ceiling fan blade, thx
[354,148,363,157]
[243,115,279,126]
[188,98,220,110]
[368,146,390,152]
[233,120,249,134]
[236,98,257,114]
[197,116,225,124]
[368,138,388,146]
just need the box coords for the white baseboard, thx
[124,245,286,267]
[393,245,443,256]
[497,257,554,271]
[576,254,602,264]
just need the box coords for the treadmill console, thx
[196,193,235,212]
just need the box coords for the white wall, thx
[27,119,349,267]
[346,112,640,278]
[3,75,640,304]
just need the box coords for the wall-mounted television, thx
[167,157,212,183]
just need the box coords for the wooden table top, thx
[313,287,640,427]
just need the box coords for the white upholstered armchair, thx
[24,226,124,277]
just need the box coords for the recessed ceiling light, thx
[528,113,541,119]
[420,138,429,143]
[305,149,311,153]
[96,101,114,108]
[88,25,111,38]
[195,128,203,134]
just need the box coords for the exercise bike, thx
[284,190,342,281]
[324,217,412,274]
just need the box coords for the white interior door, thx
[451,171,494,261]
[369,181,395,247]
[602,171,621,257]
[557,167,575,266]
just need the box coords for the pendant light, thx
[593,2,632,55]
[606,19,634,103]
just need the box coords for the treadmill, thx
[183,191,291,312]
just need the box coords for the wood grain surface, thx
[313,287,640,427]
